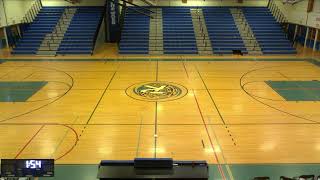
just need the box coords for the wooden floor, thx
[1,43,320,60]
[0,58,320,166]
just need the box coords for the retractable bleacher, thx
[57,6,104,55]
[242,7,296,55]
[162,7,198,54]
[203,7,247,55]
[119,7,150,54]
[12,7,64,55]
[12,6,103,56]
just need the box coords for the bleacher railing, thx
[41,7,104,55]
[235,10,260,52]
[268,1,320,51]
[39,7,73,53]
[268,0,288,24]
[7,0,42,50]
[92,7,106,55]
[21,0,42,25]
[118,2,127,48]
[193,8,211,53]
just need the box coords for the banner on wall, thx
[106,0,120,42]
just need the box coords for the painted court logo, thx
[126,82,188,102]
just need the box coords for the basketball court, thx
[0,58,320,179]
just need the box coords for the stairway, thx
[149,8,163,55]
[190,8,212,55]
[37,8,76,56]
[162,7,197,54]
[12,7,65,55]
[230,8,262,55]
[119,7,150,54]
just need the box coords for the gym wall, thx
[275,0,320,28]
[0,0,35,27]
[132,0,268,7]
[41,0,106,6]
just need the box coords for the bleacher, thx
[118,8,150,54]
[162,7,197,54]
[203,7,247,54]
[57,6,104,55]
[242,7,296,54]
[12,7,64,55]
[13,6,296,56]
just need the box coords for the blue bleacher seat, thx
[162,7,197,54]
[12,6,103,55]
[119,6,295,55]
[242,7,296,55]
[202,7,247,55]
[57,6,104,55]
[12,7,65,55]
[119,7,150,54]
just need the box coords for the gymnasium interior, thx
[0,0,320,179]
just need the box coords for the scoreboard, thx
[0,159,54,177]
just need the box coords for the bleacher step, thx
[149,8,163,55]
[230,8,262,55]
[36,50,57,56]
[37,7,77,55]
[190,8,213,55]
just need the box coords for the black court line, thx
[75,69,118,151]
[182,60,189,78]
[23,71,36,80]
[195,66,227,125]
[195,66,237,147]
[135,116,144,158]
[85,71,117,125]
[192,90,226,179]
[0,66,74,123]
[0,65,26,79]
[240,64,320,124]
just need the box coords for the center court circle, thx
[126,81,188,102]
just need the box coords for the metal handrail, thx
[48,21,64,49]
[22,0,42,24]
[44,7,72,51]
[192,9,209,50]
[269,0,287,23]
[45,7,78,51]
[235,10,261,52]
[118,2,127,45]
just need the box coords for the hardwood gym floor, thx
[0,58,320,169]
